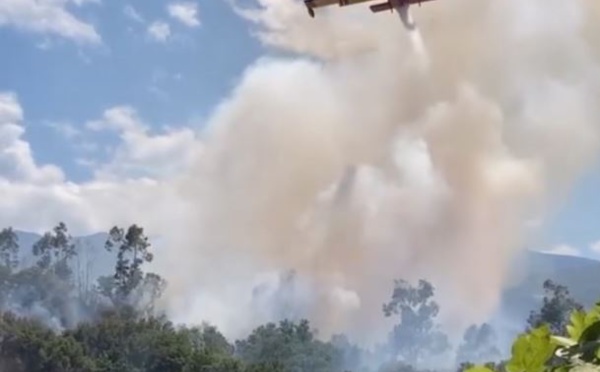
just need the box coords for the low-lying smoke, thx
[157,0,600,346]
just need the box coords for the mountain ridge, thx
[8,230,600,332]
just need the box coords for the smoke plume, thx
[156,0,600,345]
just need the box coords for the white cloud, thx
[589,240,600,255]
[70,0,101,5]
[0,0,101,44]
[86,106,142,132]
[0,176,185,239]
[147,21,171,42]
[0,93,65,185]
[85,106,203,181]
[124,4,144,23]
[167,2,200,28]
[541,244,582,257]
[45,121,99,154]
[45,121,82,140]
[0,96,199,238]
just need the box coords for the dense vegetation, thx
[0,223,596,371]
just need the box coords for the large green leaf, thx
[580,321,600,344]
[507,325,556,372]
[552,336,577,348]
[568,311,588,341]
[465,366,496,372]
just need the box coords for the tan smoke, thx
[159,0,600,344]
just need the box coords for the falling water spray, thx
[396,4,431,71]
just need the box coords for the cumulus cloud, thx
[541,244,582,257]
[0,95,198,244]
[0,0,101,44]
[0,93,64,185]
[147,21,171,42]
[85,106,203,181]
[167,2,200,27]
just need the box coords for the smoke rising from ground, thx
[157,0,600,345]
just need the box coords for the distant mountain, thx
[14,230,114,289]
[500,250,600,323]
[11,230,600,332]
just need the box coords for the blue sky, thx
[1,0,599,261]
[538,166,600,258]
[0,0,262,182]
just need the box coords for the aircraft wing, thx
[304,0,376,17]
[370,0,437,13]
[306,0,375,8]
[304,0,438,18]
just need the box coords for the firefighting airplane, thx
[304,0,436,29]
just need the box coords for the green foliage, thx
[182,322,235,356]
[69,312,201,372]
[235,319,344,372]
[549,303,600,369]
[97,224,166,315]
[464,367,496,372]
[506,325,556,372]
[0,312,96,372]
[565,306,600,342]
[4,221,600,372]
[0,222,358,372]
[32,222,76,279]
[468,302,600,372]
[527,280,584,336]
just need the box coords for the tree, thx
[456,323,501,365]
[32,222,76,280]
[98,224,166,313]
[527,279,583,336]
[0,312,96,372]
[465,302,600,372]
[235,319,342,372]
[183,323,234,357]
[382,279,450,367]
[8,223,80,330]
[330,333,365,372]
[0,228,19,304]
[0,227,19,270]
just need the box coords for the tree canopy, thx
[0,222,596,372]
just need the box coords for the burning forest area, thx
[0,0,600,371]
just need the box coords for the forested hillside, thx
[10,227,600,339]
[0,223,596,372]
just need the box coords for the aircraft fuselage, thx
[304,0,436,19]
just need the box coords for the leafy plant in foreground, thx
[467,302,600,372]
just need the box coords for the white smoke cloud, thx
[2,0,600,352]
[158,0,600,345]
